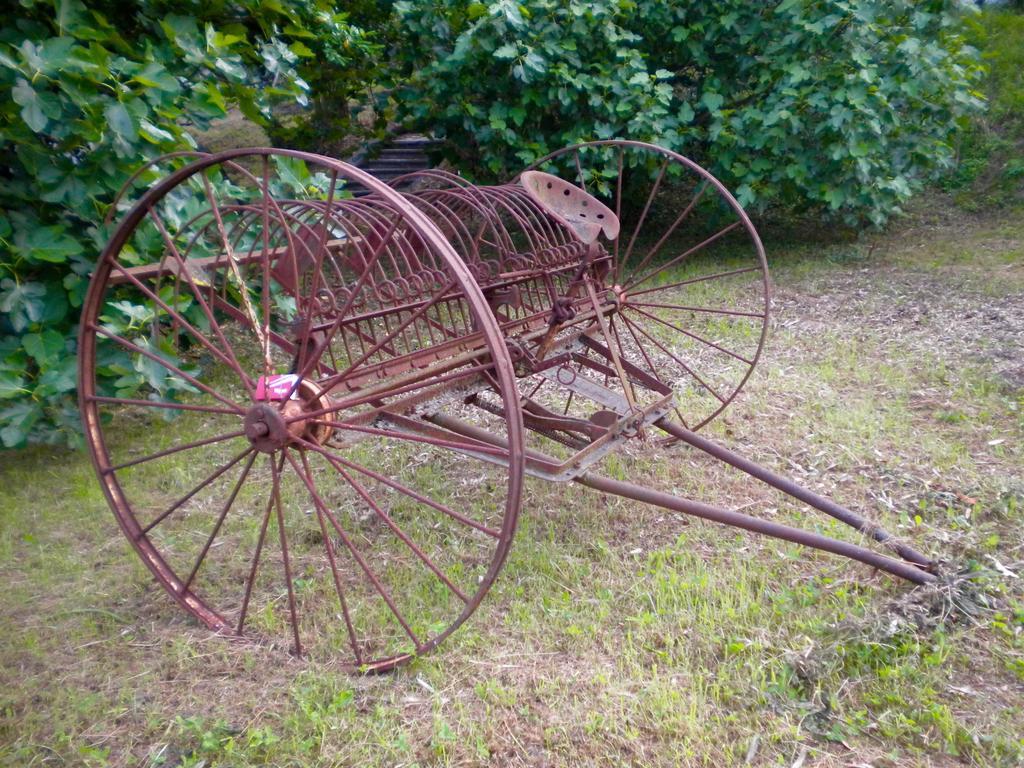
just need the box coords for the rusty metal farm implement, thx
[79,142,936,671]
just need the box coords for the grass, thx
[2,197,1023,766]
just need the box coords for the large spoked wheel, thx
[520,140,770,434]
[80,148,525,670]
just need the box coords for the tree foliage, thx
[0,0,372,447]
[0,0,990,448]
[394,0,984,223]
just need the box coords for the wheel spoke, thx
[293,449,362,664]
[626,301,764,319]
[106,260,256,397]
[621,157,669,275]
[260,157,273,377]
[182,451,258,592]
[624,220,743,292]
[621,181,709,287]
[312,420,510,458]
[612,146,624,281]
[617,311,659,379]
[573,149,587,193]
[625,305,754,364]
[295,437,501,539]
[237,453,286,634]
[319,449,470,604]
[90,324,245,414]
[272,450,303,655]
[286,446,422,649]
[627,266,761,298]
[140,447,252,535]
[107,428,247,475]
[619,315,691,429]
[144,208,256,396]
[195,170,267,374]
[88,395,239,416]
[619,314,727,404]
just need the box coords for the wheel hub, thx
[244,403,292,453]
[245,378,334,452]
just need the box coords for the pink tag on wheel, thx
[255,374,301,401]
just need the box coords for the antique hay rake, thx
[79,141,936,671]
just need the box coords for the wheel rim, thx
[79,149,525,669]
[520,140,770,436]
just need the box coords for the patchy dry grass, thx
[2,204,1023,767]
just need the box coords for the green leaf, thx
[494,44,517,60]
[850,140,872,158]
[824,187,846,209]
[36,356,78,397]
[0,372,27,400]
[23,330,65,364]
[12,79,59,133]
[0,400,43,447]
[105,101,136,141]
[132,62,180,92]
[56,0,87,33]
[14,226,83,264]
[139,119,175,144]
[701,91,725,113]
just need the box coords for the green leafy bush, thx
[0,0,371,447]
[270,0,391,154]
[942,8,1024,209]
[394,0,984,224]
